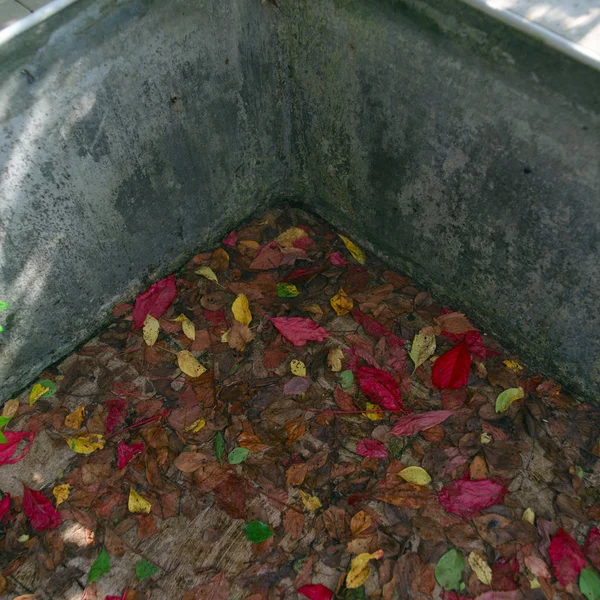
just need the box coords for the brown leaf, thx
[136,514,158,542]
[334,387,356,411]
[174,451,211,473]
[210,248,230,272]
[469,455,489,480]
[322,505,350,541]
[183,572,229,600]
[434,312,477,334]
[283,508,304,538]
[237,431,269,452]
[350,510,373,538]
[483,442,522,477]
[226,321,255,352]
[286,462,308,486]
[214,475,247,519]
[104,526,126,557]
[285,420,306,444]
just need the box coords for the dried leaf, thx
[232,294,252,326]
[143,314,160,346]
[174,451,210,473]
[184,418,206,433]
[364,402,384,421]
[300,490,322,511]
[2,399,19,418]
[133,274,177,328]
[346,550,383,589]
[434,312,477,334]
[522,507,535,525]
[350,511,372,538]
[356,438,388,458]
[327,348,344,372]
[432,343,472,389]
[173,314,196,340]
[409,333,436,370]
[338,233,366,265]
[495,387,525,413]
[290,359,306,376]
[52,483,70,507]
[177,351,206,378]
[271,317,329,346]
[66,433,105,455]
[330,288,353,316]
[64,406,85,429]
[128,488,151,514]
[195,266,219,284]
[468,551,492,585]
[277,227,308,247]
[29,380,55,405]
[398,466,431,486]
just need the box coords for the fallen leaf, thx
[503,359,523,373]
[29,379,55,405]
[585,527,600,571]
[327,348,344,372]
[227,447,249,464]
[391,411,454,436]
[128,488,151,514]
[329,251,348,266]
[435,312,477,334]
[136,559,158,580]
[330,288,353,316]
[224,321,255,351]
[270,317,329,346]
[432,343,472,389]
[0,431,35,465]
[409,333,436,370]
[469,456,489,480]
[2,399,19,418]
[133,274,177,329]
[297,584,334,600]
[184,418,206,433]
[195,266,219,284]
[338,369,354,389]
[117,441,144,469]
[215,431,226,465]
[469,551,492,585]
[357,366,403,410]
[435,549,465,591]
[243,520,273,543]
[398,466,432,485]
[364,402,384,421]
[173,314,196,340]
[300,490,322,511]
[438,479,508,517]
[66,434,105,455]
[211,247,230,271]
[23,485,62,531]
[495,387,525,413]
[276,227,308,247]
[0,494,10,521]
[143,314,160,346]
[356,438,388,458]
[174,451,210,473]
[64,406,85,429]
[522,507,535,525]
[338,234,366,265]
[222,230,238,247]
[177,351,207,378]
[105,398,127,434]
[549,528,586,586]
[290,359,307,376]
[88,548,110,583]
[580,568,600,600]
[350,511,372,538]
[524,556,551,579]
[52,483,71,507]
[232,294,252,326]
[277,282,300,297]
[346,550,383,589]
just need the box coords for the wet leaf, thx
[549,528,586,586]
[133,274,177,328]
[357,366,403,410]
[350,511,372,538]
[409,333,436,370]
[277,282,300,297]
[398,466,431,486]
[173,314,196,340]
[222,230,238,246]
[330,288,353,316]
[300,490,322,511]
[243,520,273,543]
[468,551,492,585]
[438,479,508,517]
[143,314,160,346]
[66,433,105,455]
[215,431,225,465]
[495,387,525,413]
[177,351,206,378]
[435,549,464,591]
[52,483,70,507]
[432,343,471,389]
[338,233,366,265]
[298,584,334,600]
[290,359,306,376]
[346,550,383,589]
[136,559,158,580]
[128,488,151,514]
[270,316,329,346]
[64,406,85,429]
[196,266,219,284]
[117,441,144,469]
[339,370,354,389]
[23,485,62,531]
[2,398,19,418]
[328,348,344,372]
[88,548,110,583]
[276,226,308,247]
[391,411,454,436]
[232,293,252,326]
[356,438,388,458]
[580,568,600,600]
[228,447,249,464]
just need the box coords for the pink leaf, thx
[391,411,454,436]
[105,590,128,600]
[204,309,225,326]
[357,366,403,411]
[548,528,586,586]
[524,556,551,579]
[474,593,521,600]
[432,343,472,389]
[132,275,177,329]
[356,438,388,458]
[105,399,127,434]
[585,526,600,571]
[0,431,35,465]
[293,236,314,250]
[0,494,10,521]
[270,317,329,347]
[438,479,508,517]
[117,441,144,469]
[298,584,334,600]
[222,231,238,247]
[328,252,348,266]
[23,485,62,531]
[282,266,325,283]
[283,377,312,395]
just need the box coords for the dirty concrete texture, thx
[1,0,599,404]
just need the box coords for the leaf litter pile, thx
[2,208,600,600]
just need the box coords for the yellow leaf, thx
[327,348,344,372]
[66,434,105,455]
[232,294,252,326]
[184,418,206,433]
[303,304,324,319]
[64,406,85,429]
[495,387,525,413]
[503,359,523,373]
[480,432,492,444]
[2,398,20,418]
[52,483,71,507]
[363,402,384,421]
[522,507,535,525]
[195,266,219,284]
[346,550,384,589]
[330,288,354,316]
[143,314,160,346]
[338,234,366,265]
[128,487,151,514]
[173,314,196,340]
[468,551,492,585]
[177,351,207,378]
[290,359,306,377]
[300,490,322,511]
[409,333,436,371]
[276,227,308,248]
[528,575,541,589]
[398,466,432,486]
[29,383,49,405]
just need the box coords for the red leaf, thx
[438,479,508,517]
[105,590,128,600]
[270,317,329,347]
[204,309,225,326]
[585,526,600,571]
[282,266,325,283]
[334,388,356,412]
[356,438,388,458]
[441,389,467,410]
[548,528,586,586]
[298,584,334,600]
[432,343,472,389]
[222,231,238,247]
[357,366,403,411]
[23,485,62,531]
[132,275,177,329]
[391,411,454,436]
[0,494,10,521]
[0,431,35,465]
[491,556,519,591]
[293,236,314,250]
[474,593,521,600]
[117,441,144,469]
[105,399,127,434]
[328,252,348,266]
[351,309,388,339]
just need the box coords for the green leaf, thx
[0,325,3,333]
[0,301,9,312]
[0,431,6,444]
[495,387,524,413]
[434,549,464,591]
[277,282,300,298]
[136,559,158,580]
[38,379,57,398]
[243,520,273,543]
[339,370,354,390]
[580,568,600,600]
[214,431,225,466]
[88,547,110,583]
[227,447,249,465]
[0,416,11,429]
